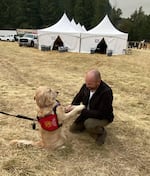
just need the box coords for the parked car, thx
[18,33,38,47]
[14,35,20,41]
[0,34,15,42]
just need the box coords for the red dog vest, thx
[38,114,60,131]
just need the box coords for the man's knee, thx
[69,121,85,133]
[84,118,109,134]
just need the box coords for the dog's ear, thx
[34,88,47,107]
[44,89,59,107]
[35,93,46,107]
[47,88,59,95]
[44,93,51,106]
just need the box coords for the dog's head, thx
[34,86,58,108]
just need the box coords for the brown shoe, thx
[95,128,107,145]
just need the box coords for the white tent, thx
[82,25,87,32]
[71,19,80,32]
[77,23,85,32]
[38,13,81,52]
[71,19,86,32]
[80,15,128,55]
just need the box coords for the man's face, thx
[85,74,100,91]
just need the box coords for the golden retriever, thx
[10,86,85,149]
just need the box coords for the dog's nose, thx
[56,91,59,94]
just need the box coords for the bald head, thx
[85,69,101,91]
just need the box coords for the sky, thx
[109,0,150,17]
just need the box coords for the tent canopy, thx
[71,19,86,32]
[38,13,79,34]
[88,15,127,37]
[38,13,81,52]
[80,15,128,55]
[38,14,128,55]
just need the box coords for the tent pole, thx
[79,33,81,53]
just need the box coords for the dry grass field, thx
[0,42,150,176]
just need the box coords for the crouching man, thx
[66,69,114,145]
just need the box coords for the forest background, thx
[0,0,150,41]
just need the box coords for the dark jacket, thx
[72,81,114,123]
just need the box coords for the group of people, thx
[66,69,114,145]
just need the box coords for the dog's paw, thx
[77,104,85,111]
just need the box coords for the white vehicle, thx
[0,34,15,42]
[0,30,17,42]
[18,33,38,47]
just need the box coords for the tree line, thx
[0,0,150,41]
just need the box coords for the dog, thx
[10,86,85,149]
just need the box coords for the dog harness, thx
[37,101,62,131]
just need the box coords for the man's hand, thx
[65,105,74,113]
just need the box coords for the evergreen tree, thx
[130,7,147,41]
[110,7,122,26]
[59,0,75,19]
[74,0,86,24]
[0,0,149,41]
[92,0,111,27]
[82,0,94,29]
[144,15,150,40]
[40,0,61,28]
[13,0,35,28]
[0,0,17,29]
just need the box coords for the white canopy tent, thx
[38,13,81,52]
[80,15,128,55]
[82,25,87,32]
[71,19,81,32]
[71,19,86,33]
[77,23,85,32]
[38,14,128,55]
